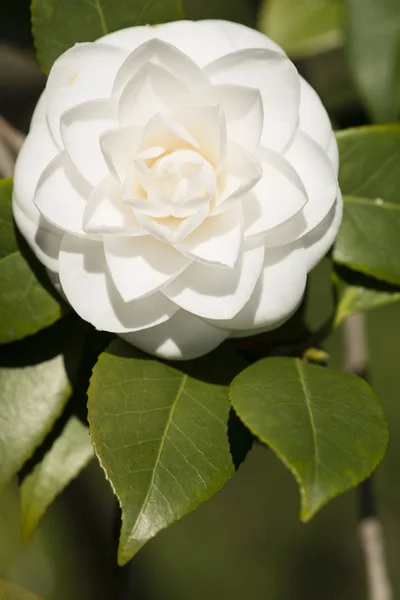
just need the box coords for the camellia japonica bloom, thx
[13,20,342,360]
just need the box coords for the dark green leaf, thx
[185,0,255,25]
[0,580,44,600]
[20,417,93,540]
[32,0,185,73]
[346,0,400,122]
[334,266,400,325]
[88,340,250,564]
[0,317,85,492]
[259,0,343,57]
[334,126,400,284]
[0,179,65,344]
[230,357,388,520]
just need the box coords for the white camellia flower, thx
[13,20,342,360]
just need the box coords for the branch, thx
[343,314,392,600]
[0,116,24,178]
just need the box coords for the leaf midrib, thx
[344,195,400,211]
[129,373,188,538]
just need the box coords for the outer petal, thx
[207,244,307,330]
[60,98,118,186]
[13,123,59,224]
[12,203,61,272]
[298,77,332,150]
[243,148,307,238]
[46,43,127,147]
[303,190,343,271]
[176,204,244,268]
[205,48,300,152]
[104,235,191,302]
[120,309,230,360]
[284,131,338,236]
[30,91,46,130]
[163,243,265,320]
[98,21,284,66]
[112,38,208,98]
[34,153,92,236]
[59,235,178,333]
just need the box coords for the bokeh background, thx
[1,1,399,598]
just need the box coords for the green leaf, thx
[20,417,93,541]
[334,267,400,326]
[0,580,44,600]
[346,0,400,122]
[259,0,343,57]
[0,178,65,344]
[230,357,388,520]
[32,0,185,73]
[184,0,255,25]
[88,340,250,565]
[334,126,400,285]
[0,318,85,492]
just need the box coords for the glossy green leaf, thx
[334,126,400,284]
[0,318,85,492]
[334,268,400,326]
[230,357,388,520]
[0,178,65,344]
[32,0,185,73]
[20,417,93,540]
[88,340,250,565]
[259,0,343,57]
[0,580,43,600]
[346,0,400,122]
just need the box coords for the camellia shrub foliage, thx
[0,0,399,588]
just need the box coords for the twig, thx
[343,314,392,600]
[0,115,24,178]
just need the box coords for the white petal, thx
[176,204,244,268]
[303,190,343,271]
[112,38,208,97]
[215,142,262,212]
[243,148,307,238]
[202,20,285,56]
[46,43,128,147]
[104,235,191,302]
[97,26,155,52]
[34,152,91,236]
[30,91,46,130]
[209,84,263,152]
[120,309,230,360]
[163,243,265,320]
[327,132,339,175]
[299,77,332,150]
[100,126,143,181]
[13,123,58,224]
[207,244,307,331]
[59,235,178,333]
[205,48,300,152]
[142,112,198,153]
[174,105,227,168]
[60,98,117,186]
[118,62,191,126]
[83,175,144,235]
[12,202,61,272]
[284,131,338,235]
[136,208,208,244]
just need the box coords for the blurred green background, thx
[1,0,400,598]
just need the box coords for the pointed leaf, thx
[346,0,400,122]
[0,178,65,344]
[0,580,44,600]
[88,340,250,565]
[334,266,400,326]
[32,0,185,73]
[0,318,85,491]
[230,357,388,520]
[259,0,343,57]
[20,417,93,540]
[334,126,400,284]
